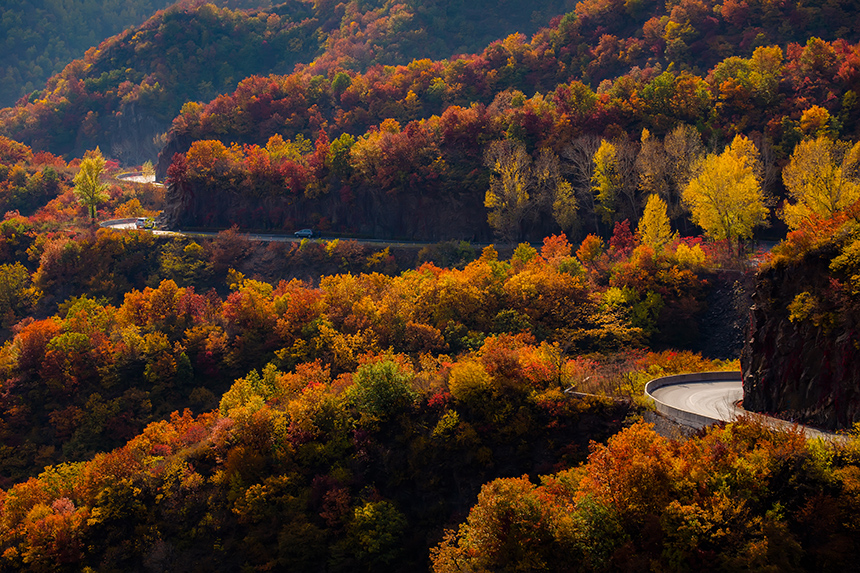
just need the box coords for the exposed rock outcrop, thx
[68,103,169,167]
[692,271,753,360]
[102,103,170,167]
[742,243,860,430]
[155,131,192,182]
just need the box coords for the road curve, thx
[646,372,847,443]
[116,172,161,185]
[650,378,743,424]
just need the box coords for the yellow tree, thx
[73,148,109,221]
[484,139,533,242]
[781,135,860,229]
[592,139,639,227]
[799,105,834,138]
[591,140,622,225]
[683,135,768,255]
[638,194,674,252]
[552,179,577,234]
[484,143,568,242]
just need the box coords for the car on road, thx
[294,228,314,238]
[135,217,155,230]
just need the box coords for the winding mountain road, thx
[100,191,844,444]
[650,377,743,423]
[99,217,497,248]
[646,372,847,443]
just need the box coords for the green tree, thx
[73,148,109,221]
[748,45,784,105]
[682,135,768,255]
[552,179,578,234]
[347,360,416,421]
[781,136,860,229]
[0,262,39,327]
[327,133,356,176]
[347,501,407,568]
[158,240,213,286]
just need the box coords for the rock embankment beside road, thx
[742,241,860,431]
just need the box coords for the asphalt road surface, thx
[100,219,495,248]
[650,375,847,442]
[650,379,743,423]
[116,173,158,184]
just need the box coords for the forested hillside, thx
[153,37,860,242]
[0,0,285,109]
[0,0,571,164]
[0,126,756,570]
[1,2,324,164]
[2,0,860,570]
[432,420,860,572]
[0,188,715,482]
[743,193,860,429]
[0,0,175,108]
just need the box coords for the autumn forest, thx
[1,0,860,570]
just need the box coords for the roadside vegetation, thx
[1,0,860,569]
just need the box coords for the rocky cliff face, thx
[70,102,169,167]
[694,271,753,360]
[155,131,192,182]
[742,243,860,430]
[102,103,170,167]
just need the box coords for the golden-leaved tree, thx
[592,139,638,227]
[484,141,568,242]
[683,135,768,254]
[638,194,674,252]
[781,135,860,229]
[591,139,622,225]
[73,148,109,221]
[484,139,533,242]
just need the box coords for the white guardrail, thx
[645,371,850,443]
[99,218,139,227]
[645,371,742,430]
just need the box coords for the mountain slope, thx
[0,0,571,165]
[0,0,175,107]
[0,0,283,109]
[151,33,860,242]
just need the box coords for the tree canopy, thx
[73,148,109,220]
[683,135,768,251]
[782,135,860,229]
[638,194,673,252]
